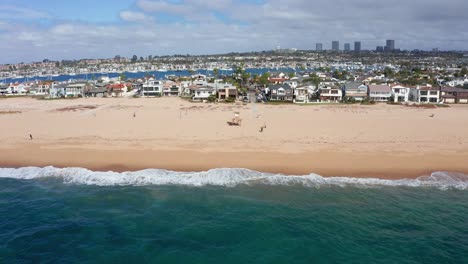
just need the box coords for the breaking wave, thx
[0,167,467,190]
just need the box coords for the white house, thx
[8,83,28,94]
[142,80,163,97]
[417,86,440,104]
[391,84,411,103]
[293,84,317,104]
[192,86,215,101]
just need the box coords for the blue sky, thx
[0,0,467,63]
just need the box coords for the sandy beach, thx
[1,97,468,179]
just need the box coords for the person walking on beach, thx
[29,134,33,140]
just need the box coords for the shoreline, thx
[2,97,468,180]
[1,144,468,179]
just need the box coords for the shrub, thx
[207,95,216,103]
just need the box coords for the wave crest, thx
[0,167,467,190]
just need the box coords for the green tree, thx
[119,73,127,81]
[460,67,467,76]
[213,68,219,77]
[259,72,270,86]
[384,67,394,77]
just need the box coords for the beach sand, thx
[1,97,468,179]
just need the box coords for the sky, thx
[0,0,467,64]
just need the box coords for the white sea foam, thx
[0,167,467,190]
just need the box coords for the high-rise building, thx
[332,41,339,51]
[344,43,351,51]
[386,40,395,51]
[354,41,361,52]
[376,46,384,52]
[316,43,323,51]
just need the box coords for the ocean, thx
[0,167,467,263]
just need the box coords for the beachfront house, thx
[342,82,368,101]
[218,87,238,102]
[192,86,215,101]
[29,81,53,95]
[48,83,67,98]
[142,80,163,97]
[319,85,342,102]
[417,86,440,104]
[163,81,181,97]
[294,84,317,104]
[391,84,412,103]
[368,84,392,102]
[269,84,293,102]
[8,83,28,94]
[0,84,10,95]
[65,83,88,97]
[106,83,128,97]
[440,87,468,104]
[85,85,107,97]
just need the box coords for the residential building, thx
[342,82,368,101]
[49,83,67,98]
[319,85,342,102]
[269,84,293,102]
[192,86,215,101]
[142,79,163,97]
[163,81,181,97]
[440,87,468,104]
[0,84,8,95]
[284,80,298,89]
[293,84,317,104]
[8,83,28,94]
[391,84,412,103]
[65,83,88,97]
[368,84,392,102]
[106,83,128,97]
[417,86,440,103]
[354,41,361,52]
[218,87,238,101]
[332,41,339,51]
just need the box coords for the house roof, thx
[441,87,468,93]
[344,82,366,90]
[268,84,292,90]
[419,86,439,91]
[368,84,392,93]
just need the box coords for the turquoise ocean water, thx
[0,167,467,263]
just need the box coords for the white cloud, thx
[0,5,50,20]
[1,0,468,63]
[120,11,154,23]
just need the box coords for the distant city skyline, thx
[0,0,467,63]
